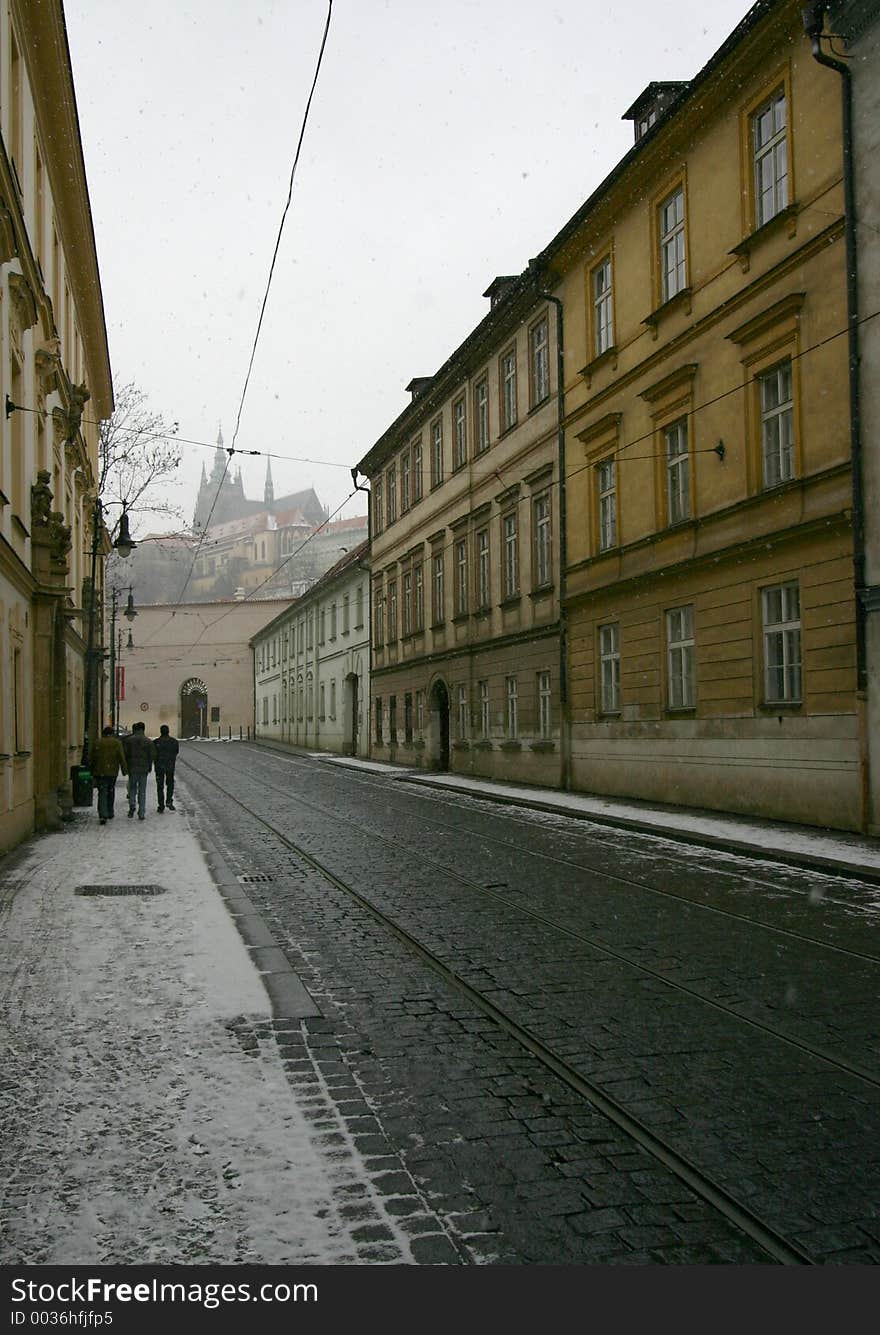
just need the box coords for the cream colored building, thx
[357,279,562,784]
[115,599,291,739]
[253,542,370,756]
[1,0,113,851]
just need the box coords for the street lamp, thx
[107,585,136,733]
[79,499,136,772]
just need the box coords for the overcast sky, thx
[64,0,753,536]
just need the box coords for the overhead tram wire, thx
[170,0,334,615]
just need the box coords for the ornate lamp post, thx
[79,500,136,774]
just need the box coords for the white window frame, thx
[457,683,468,739]
[455,537,468,616]
[597,458,617,551]
[659,186,686,302]
[431,419,443,487]
[753,89,788,228]
[533,492,551,587]
[592,256,613,356]
[537,670,551,739]
[479,679,490,739]
[505,675,518,738]
[665,417,690,524]
[531,317,549,405]
[759,360,794,488]
[501,348,517,431]
[477,527,490,608]
[453,398,467,470]
[475,377,489,453]
[666,605,695,710]
[762,582,802,703]
[503,511,519,598]
[599,623,620,714]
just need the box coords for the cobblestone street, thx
[2,742,879,1266]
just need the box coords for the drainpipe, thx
[532,269,570,790]
[803,2,868,826]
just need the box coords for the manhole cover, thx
[75,885,167,897]
[236,874,274,884]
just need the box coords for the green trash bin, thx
[70,764,93,808]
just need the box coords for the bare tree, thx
[99,381,182,536]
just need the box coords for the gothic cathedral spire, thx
[264,456,275,508]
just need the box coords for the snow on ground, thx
[0,807,418,1265]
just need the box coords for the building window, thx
[533,492,551,587]
[331,602,337,639]
[453,397,467,469]
[457,684,468,739]
[389,695,397,744]
[474,377,490,454]
[597,458,617,551]
[401,452,411,511]
[753,89,787,227]
[355,586,364,629]
[416,689,425,733]
[592,256,613,355]
[412,440,423,501]
[319,682,326,720]
[503,511,519,598]
[319,606,326,644]
[343,593,350,634]
[431,419,443,487]
[530,317,549,406]
[505,675,518,738]
[599,623,620,713]
[404,692,413,744]
[455,537,468,616]
[375,697,383,744]
[305,617,312,650]
[659,185,686,302]
[501,347,517,431]
[665,418,690,524]
[387,579,398,641]
[763,582,802,703]
[414,563,424,630]
[307,673,314,719]
[759,360,794,487]
[374,588,384,648]
[432,551,444,624]
[479,679,490,739]
[402,571,413,636]
[666,606,695,710]
[387,467,397,523]
[330,679,336,719]
[476,528,490,608]
[537,670,551,739]
[13,647,24,751]
[373,480,383,535]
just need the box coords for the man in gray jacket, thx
[122,721,156,821]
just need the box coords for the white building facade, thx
[253,542,370,757]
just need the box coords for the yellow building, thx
[0,0,113,851]
[534,0,858,828]
[357,276,562,783]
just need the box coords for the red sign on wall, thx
[116,665,125,701]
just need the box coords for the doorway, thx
[180,677,208,738]
[428,678,450,771]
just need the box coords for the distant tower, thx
[264,457,275,509]
[211,425,226,483]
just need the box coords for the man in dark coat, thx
[122,721,156,821]
[89,725,128,825]
[153,724,180,812]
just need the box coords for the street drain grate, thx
[237,874,274,884]
[75,884,167,897]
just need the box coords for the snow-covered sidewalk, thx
[0,803,421,1265]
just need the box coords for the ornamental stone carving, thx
[31,470,53,527]
[8,270,38,334]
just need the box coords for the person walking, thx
[153,724,180,812]
[89,725,128,826]
[122,721,156,821]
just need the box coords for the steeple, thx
[264,457,275,508]
[211,425,225,482]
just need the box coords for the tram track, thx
[178,745,857,1266]
[236,741,880,954]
